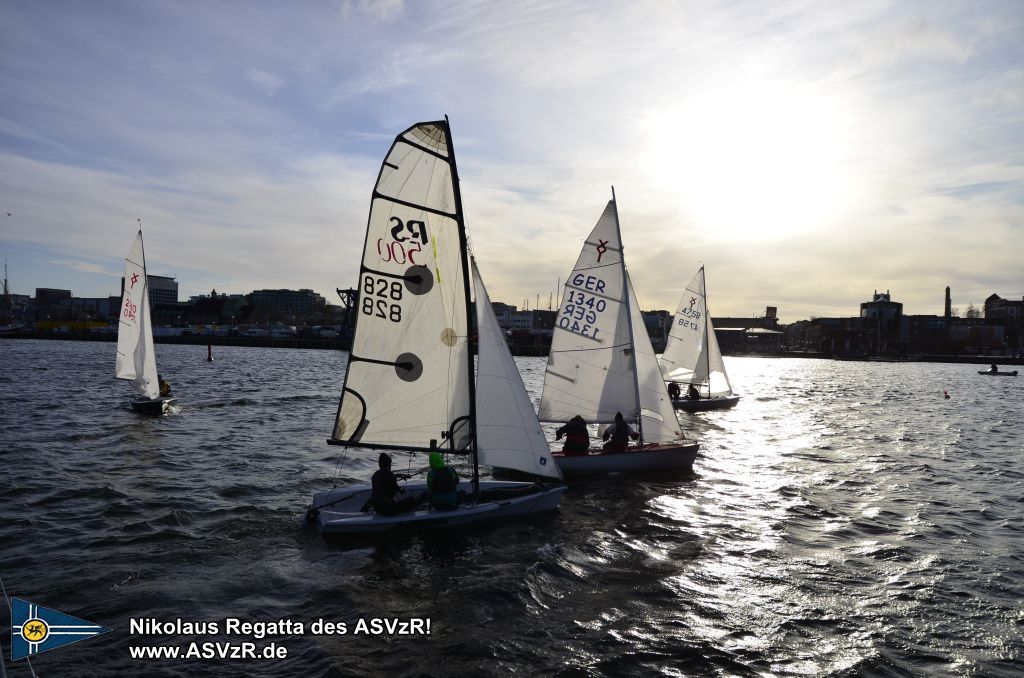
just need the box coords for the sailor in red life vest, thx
[602,412,639,452]
[555,415,590,455]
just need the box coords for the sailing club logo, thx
[11,598,112,661]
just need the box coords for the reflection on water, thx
[1,340,1022,677]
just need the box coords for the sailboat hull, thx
[977,371,1017,376]
[672,395,741,411]
[130,396,177,415]
[308,480,566,535]
[553,442,699,476]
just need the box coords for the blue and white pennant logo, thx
[11,598,111,661]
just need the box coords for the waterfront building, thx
[119,274,178,307]
[250,288,326,315]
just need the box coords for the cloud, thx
[245,69,285,96]
[1,0,1021,322]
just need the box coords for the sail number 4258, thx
[362,275,403,323]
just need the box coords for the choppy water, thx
[1,339,1022,677]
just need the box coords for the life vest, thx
[429,466,457,493]
[563,428,589,454]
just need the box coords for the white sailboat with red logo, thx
[537,191,699,476]
[661,267,740,411]
[306,118,565,535]
[115,227,176,415]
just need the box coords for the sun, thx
[640,82,854,241]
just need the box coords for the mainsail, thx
[331,121,472,451]
[115,230,158,400]
[473,258,562,480]
[661,267,733,397]
[539,196,684,446]
[538,200,636,424]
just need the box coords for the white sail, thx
[538,201,636,423]
[473,259,563,480]
[115,230,159,400]
[627,273,683,443]
[332,121,471,451]
[661,267,733,397]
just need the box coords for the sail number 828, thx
[362,275,403,323]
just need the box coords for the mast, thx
[702,265,711,397]
[137,219,146,278]
[445,116,480,494]
[610,187,644,445]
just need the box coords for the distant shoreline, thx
[3,332,1021,366]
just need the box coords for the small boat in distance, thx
[978,364,1018,376]
[661,266,740,412]
[115,227,176,415]
[306,119,565,536]
[537,191,699,476]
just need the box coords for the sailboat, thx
[115,228,176,415]
[661,266,740,411]
[306,119,565,536]
[536,192,699,476]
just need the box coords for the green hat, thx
[429,451,444,469]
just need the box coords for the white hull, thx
[308,480,566,535]
[553,442,699,476]
[672,395,740,412]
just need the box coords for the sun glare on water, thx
[641,83,854,241]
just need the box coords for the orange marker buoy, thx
[943,390,950,399]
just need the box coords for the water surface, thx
[1,339,1021,676]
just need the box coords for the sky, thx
[1,0,1022,322]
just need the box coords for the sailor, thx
[602,412,639,452]
[555,415,590,455]
[426,450,461,510]
[989,363,998,373]
[158,375,172,397]
[369,453,417,516]
[686,383,701,400]
[667,381,681,400]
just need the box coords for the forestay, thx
[539,201,636,423]
[115,230,158,400]
[332,122,471,451]
[661,267,733,397]
[473,259,563,480]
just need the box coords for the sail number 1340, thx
[362,275,403,323]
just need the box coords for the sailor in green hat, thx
[426,448,460,510]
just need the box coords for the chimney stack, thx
[944,286,951,319]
